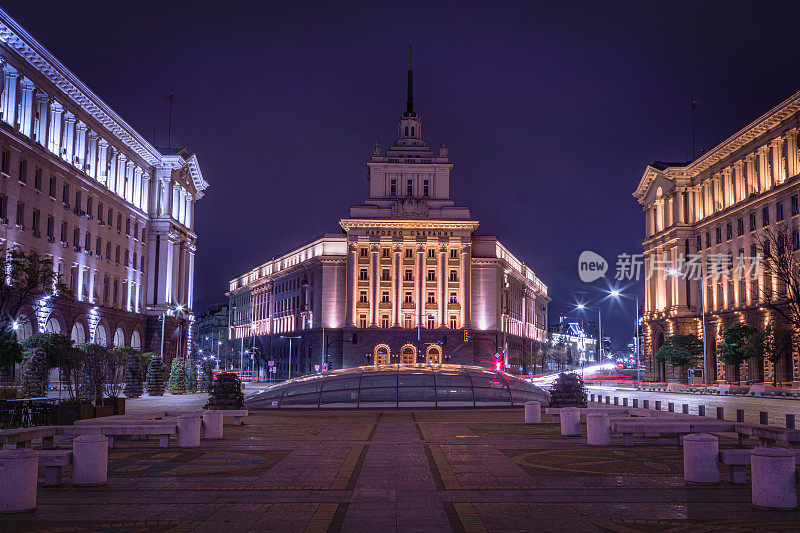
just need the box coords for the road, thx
[588,384,800,427]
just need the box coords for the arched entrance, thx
[374,344,390,365]
[70,323,86,345]
[400,344,417,364]
[95,323,108,346]
[131,330,142,350]
[44,316,61,334]
[113,327,125,348]
[426,345,442,364]
[654,331,665,382]
[13,317,33,342]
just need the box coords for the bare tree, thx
[0,249,69,333]
[755,223,800,333]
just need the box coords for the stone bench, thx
[611,420,736,446]
[720,448,800,484]
[545,407,628,423]
[101,425,178,448]
[0,426,56,449]
[736,423,800,448]
[36,449,73,486]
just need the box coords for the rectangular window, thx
[792,194,799,216]
[62,183,69,205]
[97,202,103,222]
[73,227,80,247]
[124,250,129,267]
[450,249,458,259]
[115,245,120,264]
[427,292,435,304]
[134,222,139,240]
[450,292,457,304]
[715,227,722,244]
[449,316,457,329]
[32,209,40,233]
[406,180,413,196]
[85,231,91,251]
[695,235,702,252]
[423,179,429,197]
[793,229,800,251]
[427,315,435,329]
[359,315,367,329]
[725,223,732,241]
[107,208,113,227]
[736,217,744,236]
[403,314,413,329]
[106,242,111,260]
[60,221,68,242]
[359,268,368,280]
[48,176,56,197]
[359,290,367,303]
[449,270,458,282]
[381,268,390,281]
[705,231,711,248]
[360,247,368,257]
[18,158,27,183]
[125,218,130,236]
[390,178,396,196]
[75,190,82,213]
[96,237,101,256]
[405,248,413,258]
[117,213,122,231]
[404,269,413,281]
[776,201,784,221]
[749,212,757,232]
[0,195,8,220]
[381,291,389,304]
[762,206,770,226]
[427,249,435,258]
[381,248,389,258]
[15,201,24,227]
[34,167,42,191]
[427,270,436,281]
[46,216,54,238]
[404,291,413,304]
[381,315,389,329]
[86,197,93,218]
[1,148,10,174]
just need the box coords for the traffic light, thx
[463,329,470,343]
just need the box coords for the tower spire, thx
[405,44,415,117]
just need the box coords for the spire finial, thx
[405,44,415,116]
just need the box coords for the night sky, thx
[6,0,800,349]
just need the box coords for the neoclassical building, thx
[634,91,800,386]
[227,68,549,377]
[0,9,207,360]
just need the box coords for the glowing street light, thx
[608,289,641,382]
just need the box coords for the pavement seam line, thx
[430,444,461,490]
[329,445,364,490]
[453,503,487,533]
[304,502,339,533]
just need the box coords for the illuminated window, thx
[404,291,413,304]
[359,269,368,280]
[381,291,389,303]
[359,315,367,329]
[450,292,457,304]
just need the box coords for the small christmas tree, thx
[199,360,214,392]
[548,372,587,408]
[124,351,143,398]
[21,347,49,398]
[185,358,197,393]
[204,372,244,410]
[168,358,187,394]
[146,356,166,396]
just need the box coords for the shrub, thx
[185,358,197,393]
[20,347,48,398]
[146,357,166,396]
[548,372,587,408]
[199,360,214,392]
[124,350,143,398]
[0,385,20,399]
[205,372,244,410]
[168,358,187,394]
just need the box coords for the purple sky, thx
[6,0,800,348]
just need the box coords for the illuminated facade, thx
[227,68,549,377]
[0,9,207,359]
[634,91,800,385]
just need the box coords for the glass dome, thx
[244,364,550,409]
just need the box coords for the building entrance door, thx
[374,345,390,365]
[400,344,416,364]
[426,345,442,364]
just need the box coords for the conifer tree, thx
[168,357,187,394]
[21,347,49,398]
[185,358,197,393]
[146,356,166,396]
[124,350,143,398]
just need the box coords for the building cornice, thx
[339,218,480,232]
[0,8,162,167]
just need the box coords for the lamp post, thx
[147,304,184,361]
[576,304,603,362]
[610,290,641,382]
[280,335,301,380]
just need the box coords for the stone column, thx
[63,111,76,163]
[722,168,733,208]
[0,64,19,126]
[75,121,87,169]
[370,244,378,326]
[97,140,109,185]
[34,91,49,146]
[18,77,35,137]
[439,245,447,327]
[416,244,425,330]
[87,132,99,178]
[771,137,785,185]
[345,244,355,326]
[461,243,471,328]
[124,160,134,203]
[116,154,128,197]
[786,130,799,179]
[133,167,143,210]
[141,174,150,213]
[733,160,744,202]
[48,100,63,155]
[393,244,401,327]
[746,154,757,195]
[758,146,770,191]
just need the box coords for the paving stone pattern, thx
[1,407,798,532]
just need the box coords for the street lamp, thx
[280,335,301,380]
[609,290,641,382]
[147,304,184,361]
[575,303,603,362]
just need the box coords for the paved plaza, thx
[2,406,799,532]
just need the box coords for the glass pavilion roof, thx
[244,364,550,409]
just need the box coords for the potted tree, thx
[101,347,128,414]
[717,323,762,385]
[123,348,144,399]
[146,356,166,396]
[54,343,93,424]
[168,357,187,395]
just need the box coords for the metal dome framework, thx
[245,364,549,409]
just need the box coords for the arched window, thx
[410,126,415,136]
[44,316,61,334]
[404,126,409,136]
[426,345,442,364]
[95,324,108,346]
[130,330,141,350]
[70,322,86,345]
[113,327,125,348]
[400,344,416,364]
[13,317,33,342]
[374,344,390,365]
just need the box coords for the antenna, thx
[409,43,412,69]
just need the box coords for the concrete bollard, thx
[716,407,724,420]
[613,397,619,405]
[586,413,610,446]
[202,409,224,438]
[559,407,581,436]
[604,396,610,404]
[736,409,745,423]
[759,411,768,425]
[524,401,542,424]
[0,449,38,513]
[751,447,797,509]
[72,435,108,486]
[632,398,638,408]
[623,398,628,406]
[787,414,796,429]
[177,415,202,447]
[643,399,649,409]
[590,394,595,403]
[655,400,661,411]
[681,404,688,414]
[683,433,719,484]
[698,405,706,417]
[668,402,674,413]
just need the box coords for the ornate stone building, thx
[634,91,800,386]
[0,9,207,360]
[227,68,549,377]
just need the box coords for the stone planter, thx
[100,397,126,415]
[56,403,94,425]
[93,405,114,418]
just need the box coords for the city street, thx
[588,385,800,426]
